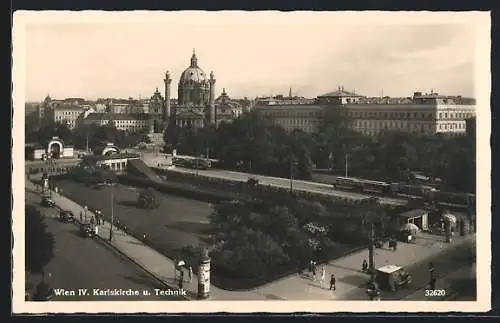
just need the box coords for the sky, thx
[17,11,481,102]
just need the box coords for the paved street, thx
[340,239,476,300]
[25,190,186,301]
[140,153,406,206]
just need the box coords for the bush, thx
[25,205,55,274]
[137,187,159,209]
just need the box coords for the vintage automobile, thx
[375,265,412,292]
[41,195,55,207]
[59,210,75,223]
[80,223,95,238]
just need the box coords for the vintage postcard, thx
[12,10,491,313]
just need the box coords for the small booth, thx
[397,209,429,231]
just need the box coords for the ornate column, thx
[163,71,172,124]
[209,71,216,125]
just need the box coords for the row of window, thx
[55,111,81,116]
[438,112,474,119]
[352,120,466,132]
[264,111,322,118]
[349,110,433,119]
[275,119,320,126]
[263,109,474,121]
[352,121,432,131]
[101,161,127,170]
[438,123,466,130]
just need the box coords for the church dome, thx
[179,50,208,85]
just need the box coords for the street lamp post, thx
[289,157,298,194]
[345,152,349,177]
[368,222,376,282]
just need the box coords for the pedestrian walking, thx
[178,270,184,289]
[393,240,398,251]
[362,259,368,272]
[329,274,336,291]
[188,265,193,283]
[312,262,317,281]
[174,258,178,280]
[90,216,95,225]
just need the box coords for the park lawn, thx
[51,178,363,290]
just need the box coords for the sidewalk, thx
[403,264,476,300]
[25,178,475,301]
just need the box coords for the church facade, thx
[147,50,243,133]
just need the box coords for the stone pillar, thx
[163,71,172,124]
[197,249,211,299]
[209,71,216,125]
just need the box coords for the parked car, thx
[375,265,412,292]
[80,223,95,238]
[59,211,75,223]
[41,196,55,207]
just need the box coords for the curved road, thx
[166,166,406,206]
[26,191,185,301]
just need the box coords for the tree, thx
[138,187,159,209]
[25,205,55,274]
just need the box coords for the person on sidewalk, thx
[174,258,178,280]
[320,265,326,287]
[312,262,317,281]
[362,259,368,272]
[178,270,184,289]
[329,273,336,291]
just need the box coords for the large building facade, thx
[159,50,243,130]
[254,88,476,137]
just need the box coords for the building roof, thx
[179,50,209,85]
[377,265,402,274]
[319,87,365,98]
[399,209,428,219]
[85,113,150,121]
[53,104,84,111]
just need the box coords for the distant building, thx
[254,88,476,137]
[83,113,150,132]
[345,90,476,136]
[46,105,85,129]
[254,104,324,133]
[213,88,244,127]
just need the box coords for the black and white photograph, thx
[12,10,491,313]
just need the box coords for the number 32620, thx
[425,289,446,297]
